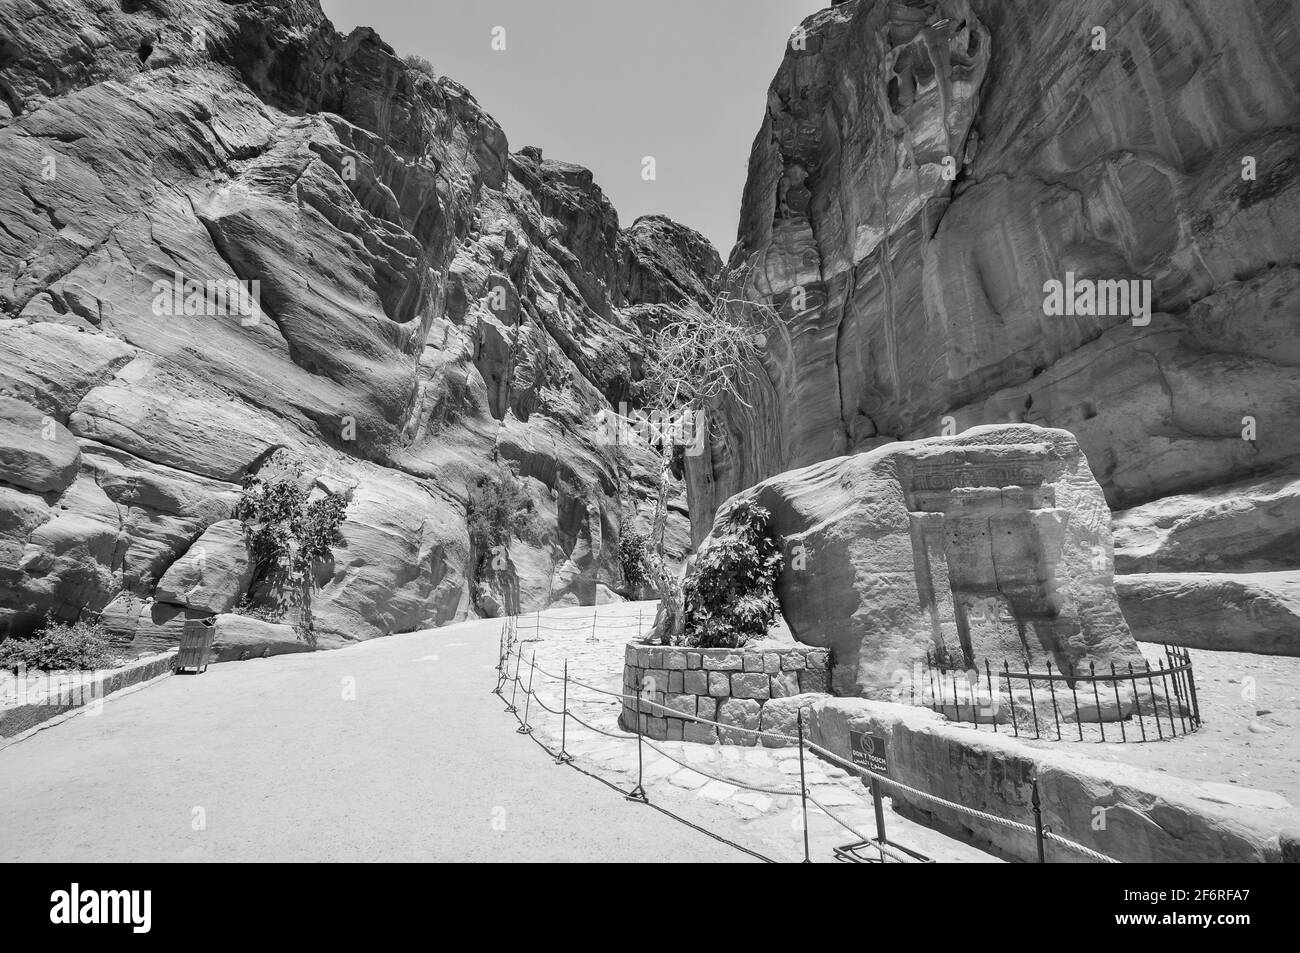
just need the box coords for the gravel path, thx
[0,618,756,862]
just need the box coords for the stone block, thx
[665,650,688,670]
[708,672,731,697]
[664,693,696,717]
[771,671,801,698]
[684,670,708,695]
[703,651,743,671]
[695,697,718,722]
[644,716,669,741]
[648,649,665,669]
[667,719,684,742]
[731,672,771,700]
[643,668,669,693]
[763,652,781,674]
[782,652,807,671]
[668,671,684,693]
[717,698,761,746]
[743,653,764,672]
[684,721,717,744]
[798,668,830,694]
[686,652,702,669]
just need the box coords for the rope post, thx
[626,719,648,803]
[637,608,643,641]
[870,774,887,854]
[505,643,519,714]
[588,606,598,642]
[517,649,536,734]
[493,622,505,696]
[1031,776,1046,863]
[797,709,811,864]
[555,659,574,764]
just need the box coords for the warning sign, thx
[848,729,888,776]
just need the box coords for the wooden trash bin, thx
[177,616,216,674]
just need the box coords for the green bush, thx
[619,524,654,592]
[683,500,784,649]
[467,466,536,578]
[232,476,349,583]
[0,617,116,673]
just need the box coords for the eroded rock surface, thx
[688,0,1300,541]
[0,0,717,650]
[696,424,1144,698]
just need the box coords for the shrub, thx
[0,617,116,673]
[619,524,654,592]
[682,499,784,649]
[403,53,436,78]
[232,477,349,583]
[467,466,536,578]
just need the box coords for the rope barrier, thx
[499,619,1121,864]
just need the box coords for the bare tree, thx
[634,269,777,644]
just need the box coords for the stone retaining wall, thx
[808,696,1300,863]
[619,642,830,744]
[0,650,178,745]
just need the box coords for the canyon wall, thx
[0,0,716,652]
[689,0,1300,550]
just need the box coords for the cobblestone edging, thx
[0,650,178,744]
[619,642,830,745]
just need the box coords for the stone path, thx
[502,601,1001,863]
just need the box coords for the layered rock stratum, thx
[0,0,718,652]
[688,0,1300,652]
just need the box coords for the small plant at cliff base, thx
[618,523,655,593]
[232,477,349,635]
[637,264,776,643]
[466,465,537,584]
[0,617,116,673]
[682,500,784,650]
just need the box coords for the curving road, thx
[0,619,754,862]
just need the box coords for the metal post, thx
[1159,661,1178,737]
[1046,660,1061,740]
[797,709,811,863]
[1004,662,1018,737]
[1185,650,1202,728]
[1031,777,1046,863]
[588,606,598,642]
[637,608,643,641]
[1110,663,1126,742]
[1128,663,1147,741]
[626,716,647,803]
[505,642,519,714]
[1068,661,1083,741]
[1090,662,1105,742]
[556,659,573,763]
[986,660,997,733]
[871,776,887,850]
[1025,660,1040,739]
[517,649,536,734]
[1145,661,1163,741]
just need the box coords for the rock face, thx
[696,425,1144,698]
[687,0,1300,546]
[1117,572,1300,657]
[0,0,718,650]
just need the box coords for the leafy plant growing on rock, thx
[618,522,655,594]
[0,616,117,673]
[466,465,537,585]
[232,476,349,635]
[682,500,784,649]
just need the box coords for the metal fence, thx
[920,644,1201,743]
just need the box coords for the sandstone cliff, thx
[686,0,1300,653]
[689,0,1300,540]
[0,0,718,652]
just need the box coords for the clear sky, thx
[319,0,824,255]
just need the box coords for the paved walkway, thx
[0,617,757,862]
